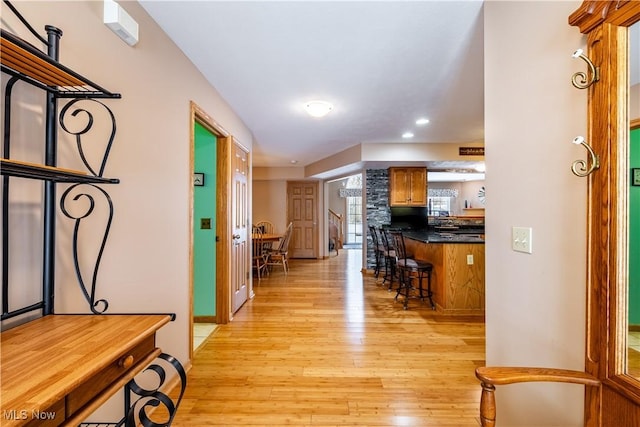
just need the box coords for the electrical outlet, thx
[466,254,474,265]
[512,226,533,253]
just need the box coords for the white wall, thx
[484,1,587,425]
[252,180,288,233]
[328,179,347,220]
[460,180,485,213]
[2,0,252,403]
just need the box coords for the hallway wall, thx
[2,0,253,407]
[484,1,587,425]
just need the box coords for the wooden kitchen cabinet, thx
[389,167,427,206]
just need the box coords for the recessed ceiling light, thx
[402,132,414,139]
[416,118,430,125]
[304,100,333,118]
[290,160,298,164]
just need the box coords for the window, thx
[345,174,362,244]
[428,196,451,216]
[346,196,362,243]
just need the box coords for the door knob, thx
[232,234,240,239]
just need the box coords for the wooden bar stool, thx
[368,225,384,279]
[379,228,397,290]
[389,231,434,310]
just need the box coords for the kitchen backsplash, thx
[430,216,485,227]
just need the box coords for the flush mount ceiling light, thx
[415,118,430,125]
[402,132,414,139]
[304,100,333,118]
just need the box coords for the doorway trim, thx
[189,101,232,359]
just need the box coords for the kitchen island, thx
[402,230,485,316]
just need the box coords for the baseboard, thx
[194,316,216,323]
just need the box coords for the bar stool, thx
[379,228,397,290]
[368,225,384,279]
[389,231,434,310]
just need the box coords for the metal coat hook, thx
[571,49,600,89]
[571,136,600,177]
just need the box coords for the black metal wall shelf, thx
[1,159,120,184]
[1,29,121,99]
[1,1,186,425]
[1,5,122,321]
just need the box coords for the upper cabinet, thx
[389,167,427,206]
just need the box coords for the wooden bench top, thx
[1,314,171,426]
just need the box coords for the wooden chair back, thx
[369,225,379,248]
[255,220,275,235]
[389,231,407,262]
[277,222,293,252]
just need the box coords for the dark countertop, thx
[403,230,485,244]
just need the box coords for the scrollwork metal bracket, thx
[124,353,187,427]
[78,352,187,427]
[59,98,117,178]
[58,98,118,314]
[60,183,113,313]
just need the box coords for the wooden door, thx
[231,142,249,313]
[288,181,318,259]
[568,3,640,425]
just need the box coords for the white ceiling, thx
[139,0,485,171]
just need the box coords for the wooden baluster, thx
[479,382,496,427]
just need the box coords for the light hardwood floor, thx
[173,248,485,426]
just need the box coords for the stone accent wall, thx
[365,169,391,270]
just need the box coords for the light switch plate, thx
[512,226,533,253]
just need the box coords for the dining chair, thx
[252,226,269,281]
[266,222,293,274]
[255,220,276,250]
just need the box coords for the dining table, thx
[252,233,282,243]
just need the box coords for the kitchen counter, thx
[401,233,485,316]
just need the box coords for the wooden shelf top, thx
[0,29,120,98]
[0,314,171,425]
